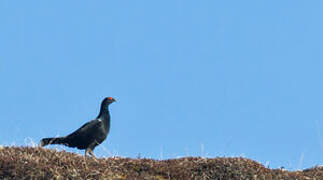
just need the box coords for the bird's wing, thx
[66,119,103,139]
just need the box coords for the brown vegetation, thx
[0,146,322,179]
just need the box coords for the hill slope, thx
[0,146,322,179]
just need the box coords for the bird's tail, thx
[39,137,66,147]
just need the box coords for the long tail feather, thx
[39,137,66,147]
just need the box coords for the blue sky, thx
[1,0,323,170]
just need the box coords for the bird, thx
[39,97,116,157]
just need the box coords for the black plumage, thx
[39,97,116,156]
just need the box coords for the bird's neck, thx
[98,106,110,120]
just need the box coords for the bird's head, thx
[102,97,116,107]
[98,97,116,116]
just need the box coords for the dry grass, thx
[0,146,322,180]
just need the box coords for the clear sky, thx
[1,0,323,170]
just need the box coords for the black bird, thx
[39,97,116,157]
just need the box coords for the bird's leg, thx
[89,149,95,157]
[85,147,96,158]
[85,148,93,157]
[85,148,90,157]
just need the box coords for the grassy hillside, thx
[0,146,322,179]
